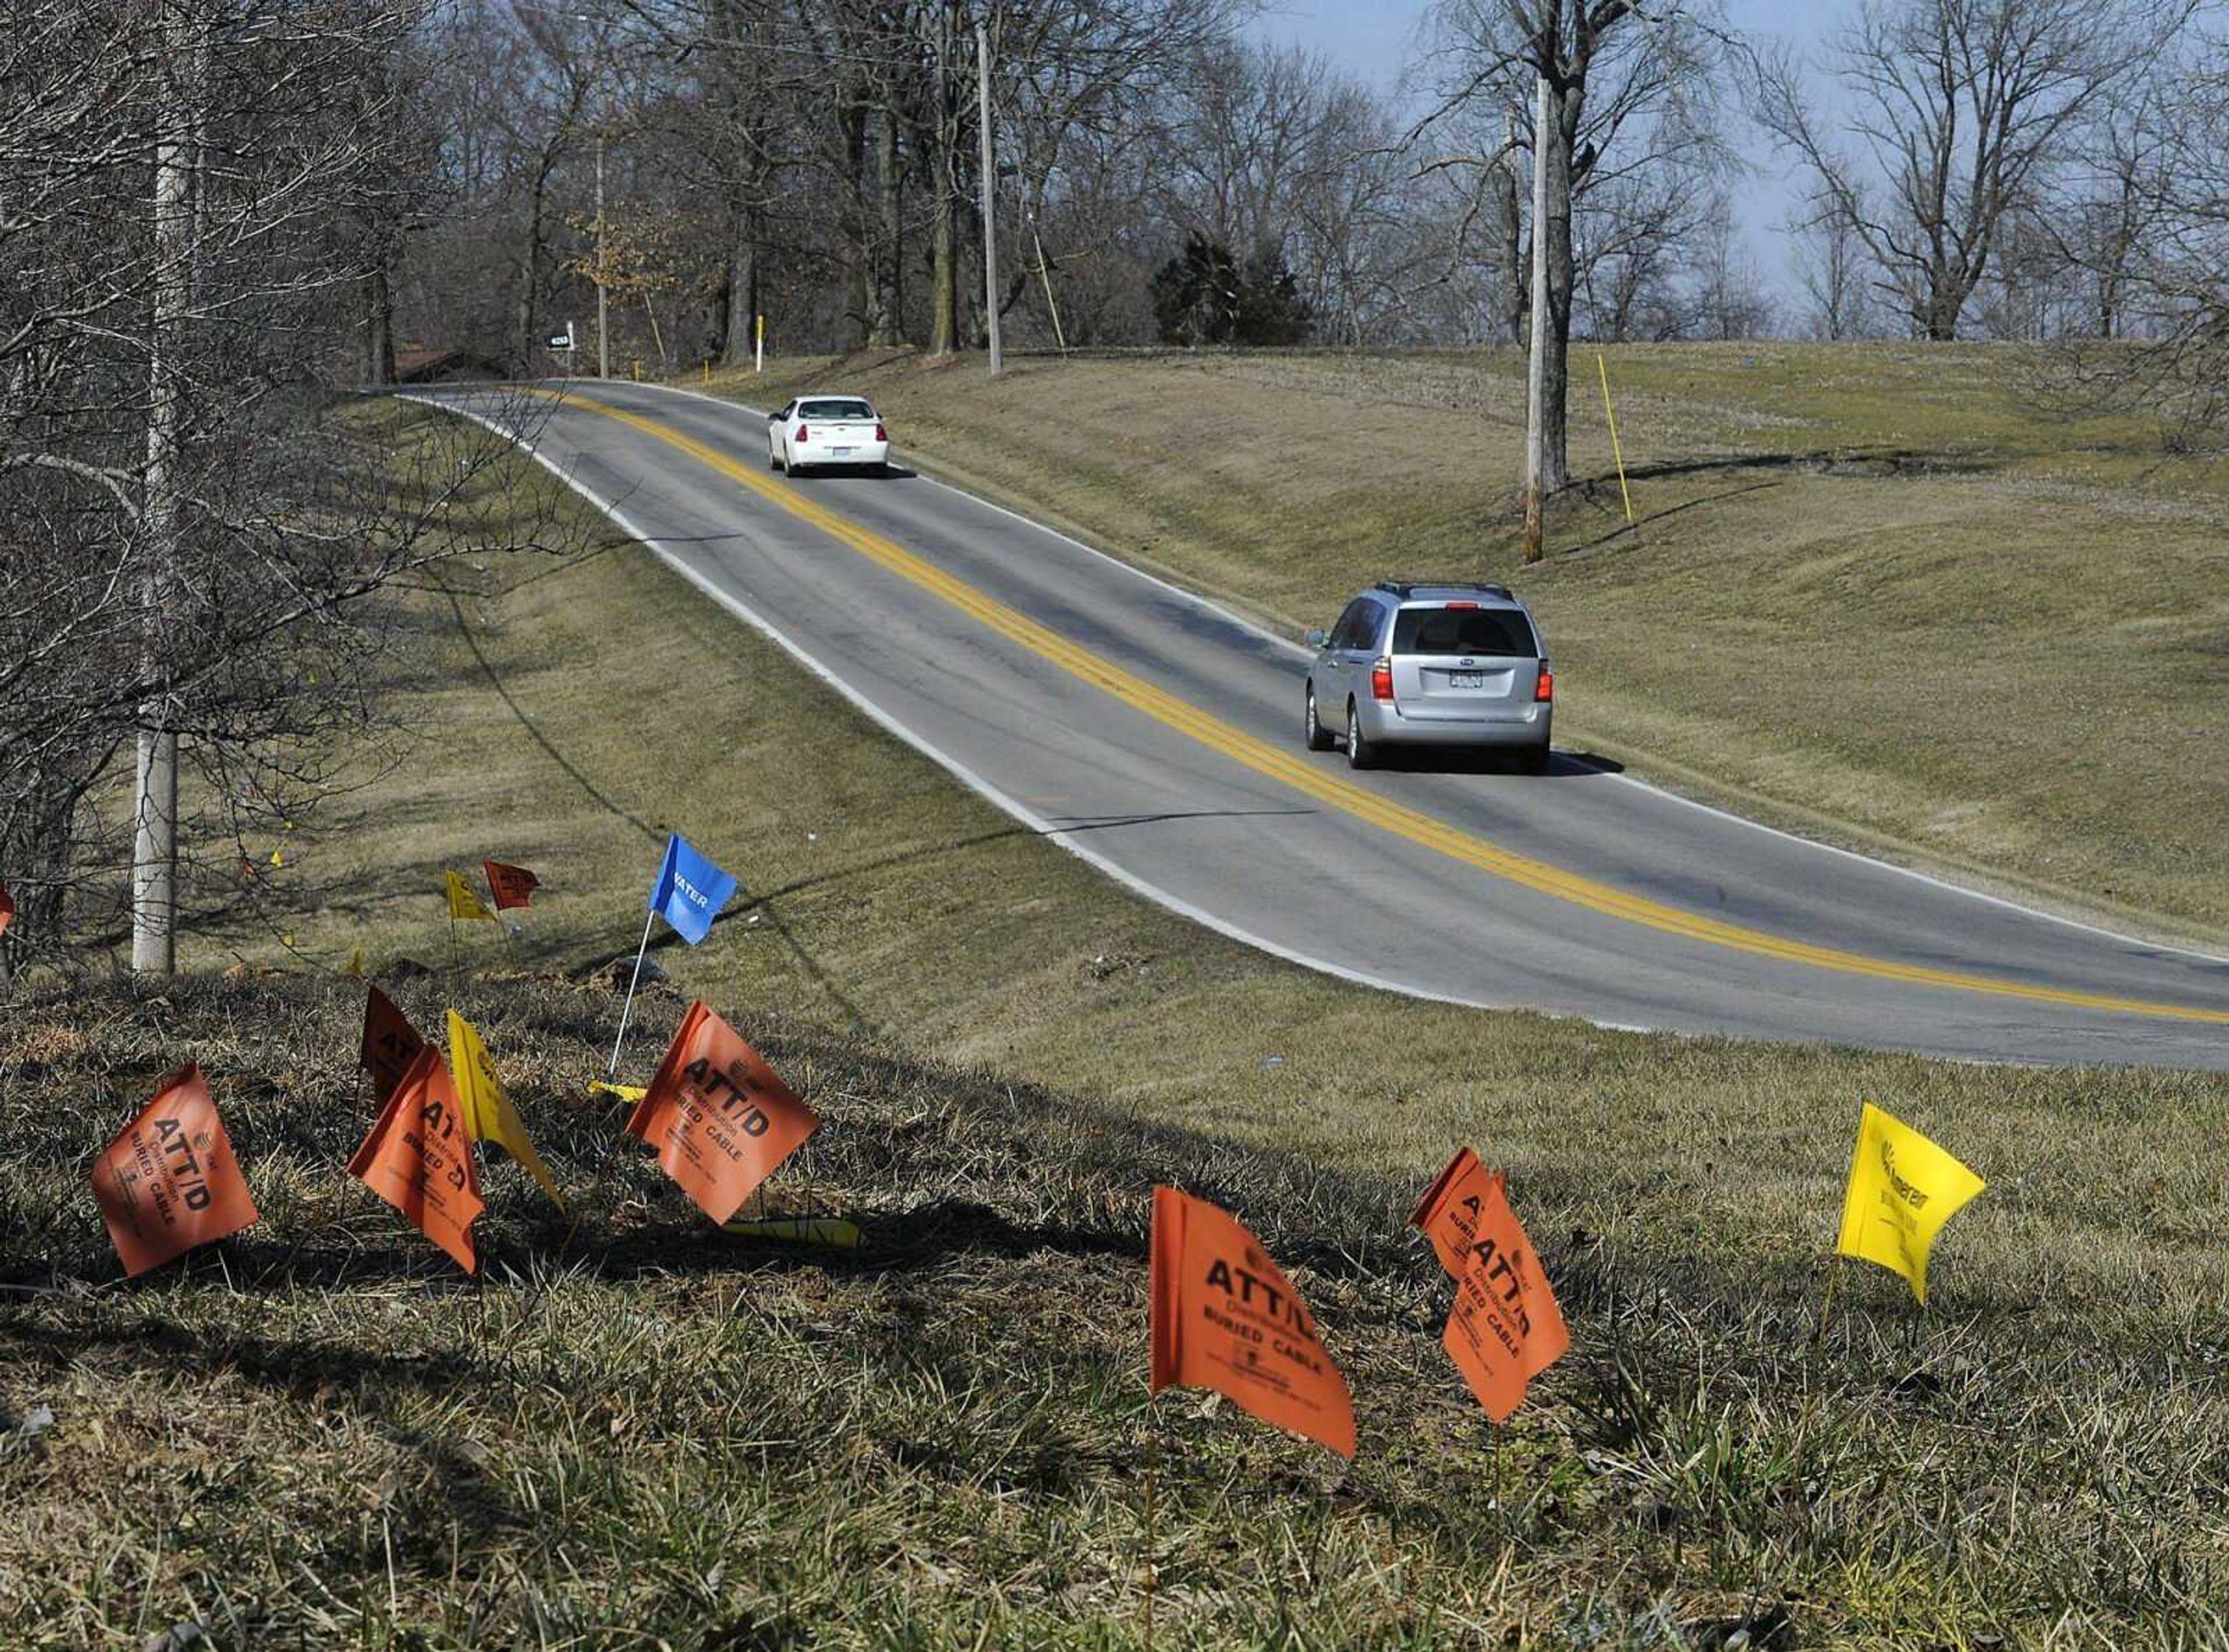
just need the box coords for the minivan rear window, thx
[800,399,875,420]
[1394,606,1538,657]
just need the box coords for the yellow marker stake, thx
[507,387,2229,1030]
[1597,351,1634,526]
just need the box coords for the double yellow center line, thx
[528,385,2229,1029]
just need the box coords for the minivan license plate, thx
[1450,671,1485,688]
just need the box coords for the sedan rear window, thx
[799,399,875,420]
[1394,606,1538,657]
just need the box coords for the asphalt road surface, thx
[417,380,2229,1071]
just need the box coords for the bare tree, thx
[1415,1,1734,493]
[1758,0,2194,341]
[1689,193,1775,340]
[1790,186,1877,340]
[2040,33,2229,440]
[0,0,571,976]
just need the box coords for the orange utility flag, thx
[359,986,425,1110]
[1441,1176,1568,1424]
[0,878,13,937]
[626,1001,818,1224]
[1148,1186,1356,1458]
[483,859,539,911]
[1411,1145,1503,1278]
[90,1063,260,1276]
[348,1045,484,1273]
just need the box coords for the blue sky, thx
[1248,0,1852,301]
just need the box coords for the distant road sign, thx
[546,320,578,351]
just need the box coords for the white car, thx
[767,395,889,477]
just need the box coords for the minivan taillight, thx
[874,423,888,442]
[1372,658,1395,701]
[1535,665,1554,703]
[795,423,808,443]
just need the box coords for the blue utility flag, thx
[648,832,737,946]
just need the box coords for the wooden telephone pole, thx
[1522,71,1554,565]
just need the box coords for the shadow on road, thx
[1361,746,1623,780]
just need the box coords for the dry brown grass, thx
[8,972,2229,1649]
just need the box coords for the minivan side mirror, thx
[1303,627,1328,648]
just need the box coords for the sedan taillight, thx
[1371,658,1395,701]
[1535,665,1554,703]
[874,423,888,442]
[795,423,808,443]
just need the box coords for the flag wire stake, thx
[1492,1423,1507,1548]
[608,907,658,1076]
[1813,1255,1846,1347]
[1596,350,1635,527]
[1141,1424,1159,1652]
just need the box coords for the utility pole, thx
[1521,70,1553,565]
[595,130,610,380]
[976,17,1001,376]
[134,0,193,976]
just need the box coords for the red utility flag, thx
[483,860,540,911]
[1148,1186,1356,1459]
[359,986,426,1111]
[348,1045,484,1273]
[90,1063,260,1276]
[1411,1145,1503,1279]
[0,878,13,938]
[626,1001,818,1224]
[1441,1175,1568,1424]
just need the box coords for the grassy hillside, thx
[6,401,2223,1644]
[718,344,2229,941]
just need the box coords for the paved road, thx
[419,380,2229,1071]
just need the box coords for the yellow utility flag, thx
[589,1080,646,1104]
[342,947,366,980]
[1835,1102,1983,1304]
[446,1011,567,1213]
[722,1216,864,1250]
[445,870,495,921]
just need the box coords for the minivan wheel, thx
[1304,686,1334,751]
[1345,701,1375,770]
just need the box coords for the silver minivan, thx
[1303,583,1553,773]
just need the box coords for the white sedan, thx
[767,395,890,477]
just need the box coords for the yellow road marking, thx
[525,385,2229,1029]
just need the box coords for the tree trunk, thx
[721,195,760,369]
[134,0,193,976]
[1541,78,1572,493]
[364,261,396,385]
[871,105,905,345]
[1924,262,1967,340]
[841,102,871,348]
[929,1,958,353]
[1496,113,1525,347]
[513,167,550,371]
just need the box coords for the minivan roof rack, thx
[1373,580,1514,601]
